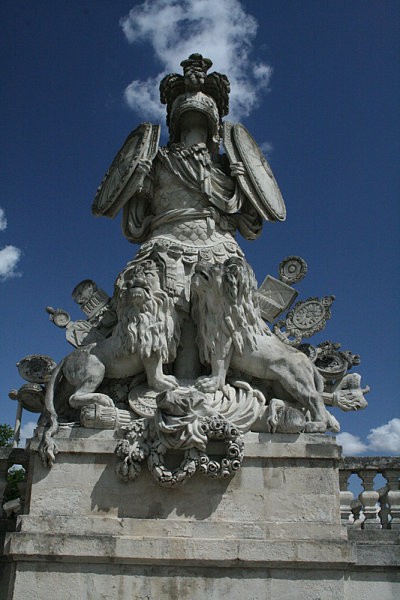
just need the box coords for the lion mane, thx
[113,291,179,363]
[191,257,266,365]
[113,260,180,363]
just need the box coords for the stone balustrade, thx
[339,456,400,529]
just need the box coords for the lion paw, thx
[151,375,179,392]
[69,393,114,408]
[266,415,278,433]
[304,421,326,433]
[194,375,221,393]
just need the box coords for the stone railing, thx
[0,447,29,521]
[339,456,400,529]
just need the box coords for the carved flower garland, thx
[115,415,244,488]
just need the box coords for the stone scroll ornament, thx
[10,54,369,485]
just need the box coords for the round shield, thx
[16,383,45,413]
[279,256,308,284]
[224,122,286,222]
[92,122,160,218]
[17,354,57,384]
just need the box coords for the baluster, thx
[351,500,363,528]
[339,469,353,526]
[383,469,400,530]
[376,483,389,529]
[359,469,381,529]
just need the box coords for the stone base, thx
[2,430,399,599]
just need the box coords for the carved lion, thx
[40,260,180,465]
[191,258,339,433]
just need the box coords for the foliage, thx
[0,424,26,505]
[4,467,25,504]
[0,424,14,447]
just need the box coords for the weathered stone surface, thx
[5,557,400,600]
[26,431,342,527]
[3,432,399,599]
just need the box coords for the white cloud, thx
[367,418,400,454]
[0,207,22,280]
[124,76,166,121]
[0,245,22,280]
[19,421,37,448]
[338,418,400,456]
[120,0,272,122]
[259,141,274,158]
[0,207,7,231]
[337,432,368,455]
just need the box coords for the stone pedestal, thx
[2,430,399,599]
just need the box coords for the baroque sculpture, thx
[10,54,369,487]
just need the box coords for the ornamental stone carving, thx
[279,256,308,284]
[9,54,369,485]
[273,295,335,346]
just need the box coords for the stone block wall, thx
[1,431,399,599]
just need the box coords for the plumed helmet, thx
[159,54,230,144]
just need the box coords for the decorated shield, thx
[223,122,286,222]
[92,122,160,218]
[16,354,57,384]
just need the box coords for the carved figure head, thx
[115,259,164,309]
[113,258,180,364]
[160,53,230,148]
[72,279,98,305]
[191,258,265,364]
[170,92,220,147]
[222,257,259,304]
[192,261,223,293]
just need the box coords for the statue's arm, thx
[121,168,156,244]
[220,153,263,240]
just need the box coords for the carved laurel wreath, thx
[115,416,244,488]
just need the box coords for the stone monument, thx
[35,53,368,477]
[3,55,396,600]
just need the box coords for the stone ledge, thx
[0,448,28,464]
[341,456,400,470]
[4,531,354,567]
[351,543,400,567]
[17,515,345,542]
[348,530,400,544]
[347,529,400,567]
[8,529,399,569]
[28,430,341,459]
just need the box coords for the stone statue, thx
[24,54,369,483]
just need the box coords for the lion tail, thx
[38,358,65,467]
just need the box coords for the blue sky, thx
[1,0,399,454]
